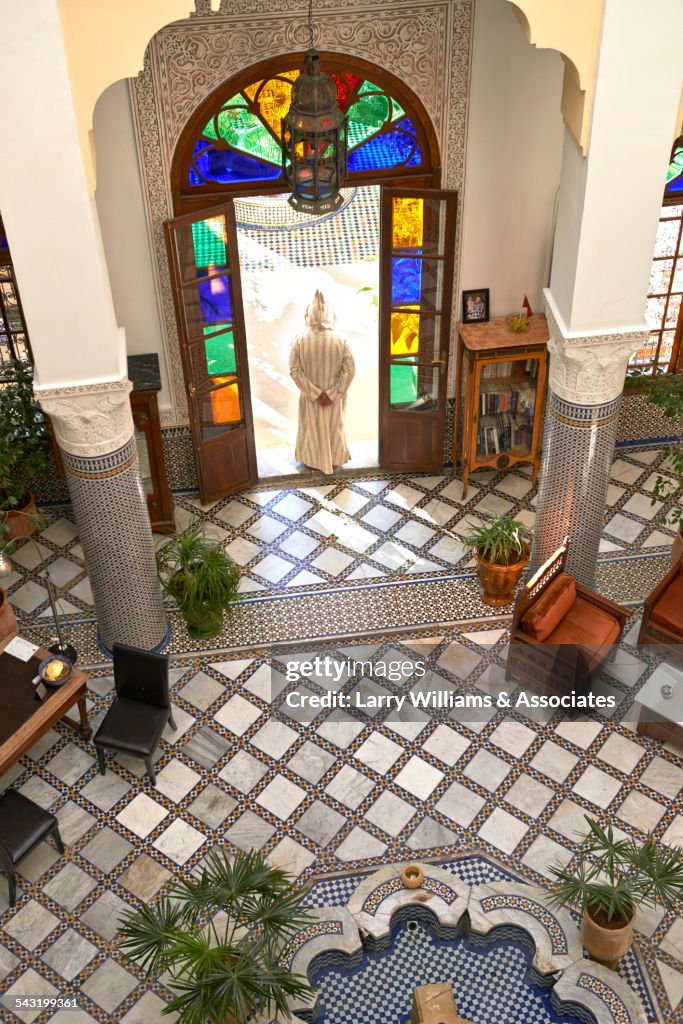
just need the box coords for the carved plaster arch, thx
[506,0,604,153]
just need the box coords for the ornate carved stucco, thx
[543,291,646,406]
[37,379,135,457]
[131,0,472,425]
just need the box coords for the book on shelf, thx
[476,410,534,458]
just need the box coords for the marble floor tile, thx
[295,799,346,847]
[622,492,662,520]
[117,855,171,904]
[152,818,206,865]
[596,732,646,773]
[271,493,313,520]
[617,790,665,832]
[224,536,261,566]
[43,929,97,981]
[384,483,425,510]
[187,783,237,828]
[115,795,168,840]
[521,834,573,879]
[324,764,376,809]
[547,798,592,841]
[334,825,386,862]
[393,755,444,800]
[40,518,79,545]
[42,863,97,911]
[181,726,231,768]
[439,478,479,503]
[156,758,202,802]
[80,827,134,874]
[477,806,529,854]
[504,774,554,818]
[10,580,48,612]
[330,488,371,515]
[268,835,316,877]
[214,694,262,735]
[422,724,471,767]
[354,731,404,775]
[394,521,436,548]
[604,513,645,543]
[3,900,60,950]
[81,959,138,1014]
[639,756,683,800]
[364,791,417,837]
[251,718,299,759]
[488,718,537,757]
[529,740,579,783]
[572,764,623,808]
[119,991,179,1024]
[311,546,355,576]
[418,498,458,527]
[178,671,225,711]
[3,969,59,1022]
[407,816,459,850]
[463,749,512,792]
[362,504,403,530]
[219,749,268,793]
[434,780,485,828]
[81,890,133,939]
[256,774,306,819]
[215,499,255,528]
[287,740,336,784]
[252,552,295,582]
[247,514,289,543]
[279,529,320,558]
[225,811,276,852]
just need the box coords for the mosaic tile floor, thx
[0,442,681,1023]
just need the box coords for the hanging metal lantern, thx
[281,49,347,214]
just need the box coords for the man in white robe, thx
[289,290,356,475]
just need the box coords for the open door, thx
[379,187,458,471]
[166,204,257,502]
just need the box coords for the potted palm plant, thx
[463,511,533,606]
[549,816,683,968]
[157,525,240,638]
[118,849,314,1024]
[0,360,51,542]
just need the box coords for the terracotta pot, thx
[581,905,635,969]
[4,492,38,541]
[474,544,530,607]
[672,526,683,567]
[401,864,424,889]
[0,587,18,641]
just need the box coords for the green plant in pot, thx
[549,816,683,969]
[157,526,240,638]
[0,359,51,543]
[628,370,683,563]
[118,849,314,1024]
[463,511,533,606]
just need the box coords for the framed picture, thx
[462,288,490,324]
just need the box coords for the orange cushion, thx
[651,574,683,634]
[521,573,576,641]
[545,595,622,649]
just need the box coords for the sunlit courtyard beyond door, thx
[237,186,380,478]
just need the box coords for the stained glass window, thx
[0,217,32,377]
[186,69,423,188]
[628,136,683,375]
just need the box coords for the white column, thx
[535,0,683,584]
[0,0,168,651]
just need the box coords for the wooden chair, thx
[637,553,683,646]
[506,539,629,694]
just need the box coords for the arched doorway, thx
[165,54,457,502]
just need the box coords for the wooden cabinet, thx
[130,388,174,534]
[453,314,549,498]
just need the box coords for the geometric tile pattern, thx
[0,626,680,1022]
[60,437,168,652]
[533,391,624,588]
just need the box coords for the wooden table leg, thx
[61,693,91,741]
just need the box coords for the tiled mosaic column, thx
[38,379,169,653]
[531,298,645,587]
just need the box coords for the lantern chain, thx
[307,0,314,48]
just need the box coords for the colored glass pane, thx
[202,95,243,140]
[209,376,241,423]
[390,362,418,405]
[251,75,299,141]
[191,143,282,185]
[391,308,420,355]
[191,218,227,268]
[392,196,423,249]
[665,142,683,194]
[204,327,236,376]
[329,72,364,113]
[198,275,233,325]
[214,106,281,165]
[348,119,421,170]
[347,88,390,150]
[391,257,422,305]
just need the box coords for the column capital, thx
[37,378,134,457]
[543,291,645,405]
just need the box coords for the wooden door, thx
[378,187,458,470]
[166,204,257,502]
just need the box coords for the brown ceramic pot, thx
[474,544,530,607]
[4,491,38,541]
[672,526,683,567]
[401,864,424,889]
[580,905,635,969]
[0,587,18,641]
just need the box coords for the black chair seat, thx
[92,643,176,785]
[0,790,64,907]
[93,699,169,756]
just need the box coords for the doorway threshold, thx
[257,440,379,484]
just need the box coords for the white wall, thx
[459,0,564,318]
[0,0,125,389]
[93,80,172,409]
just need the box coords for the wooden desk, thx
[635,660,683,748]
[0,634,90,776]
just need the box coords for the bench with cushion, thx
[637,554,683,646]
